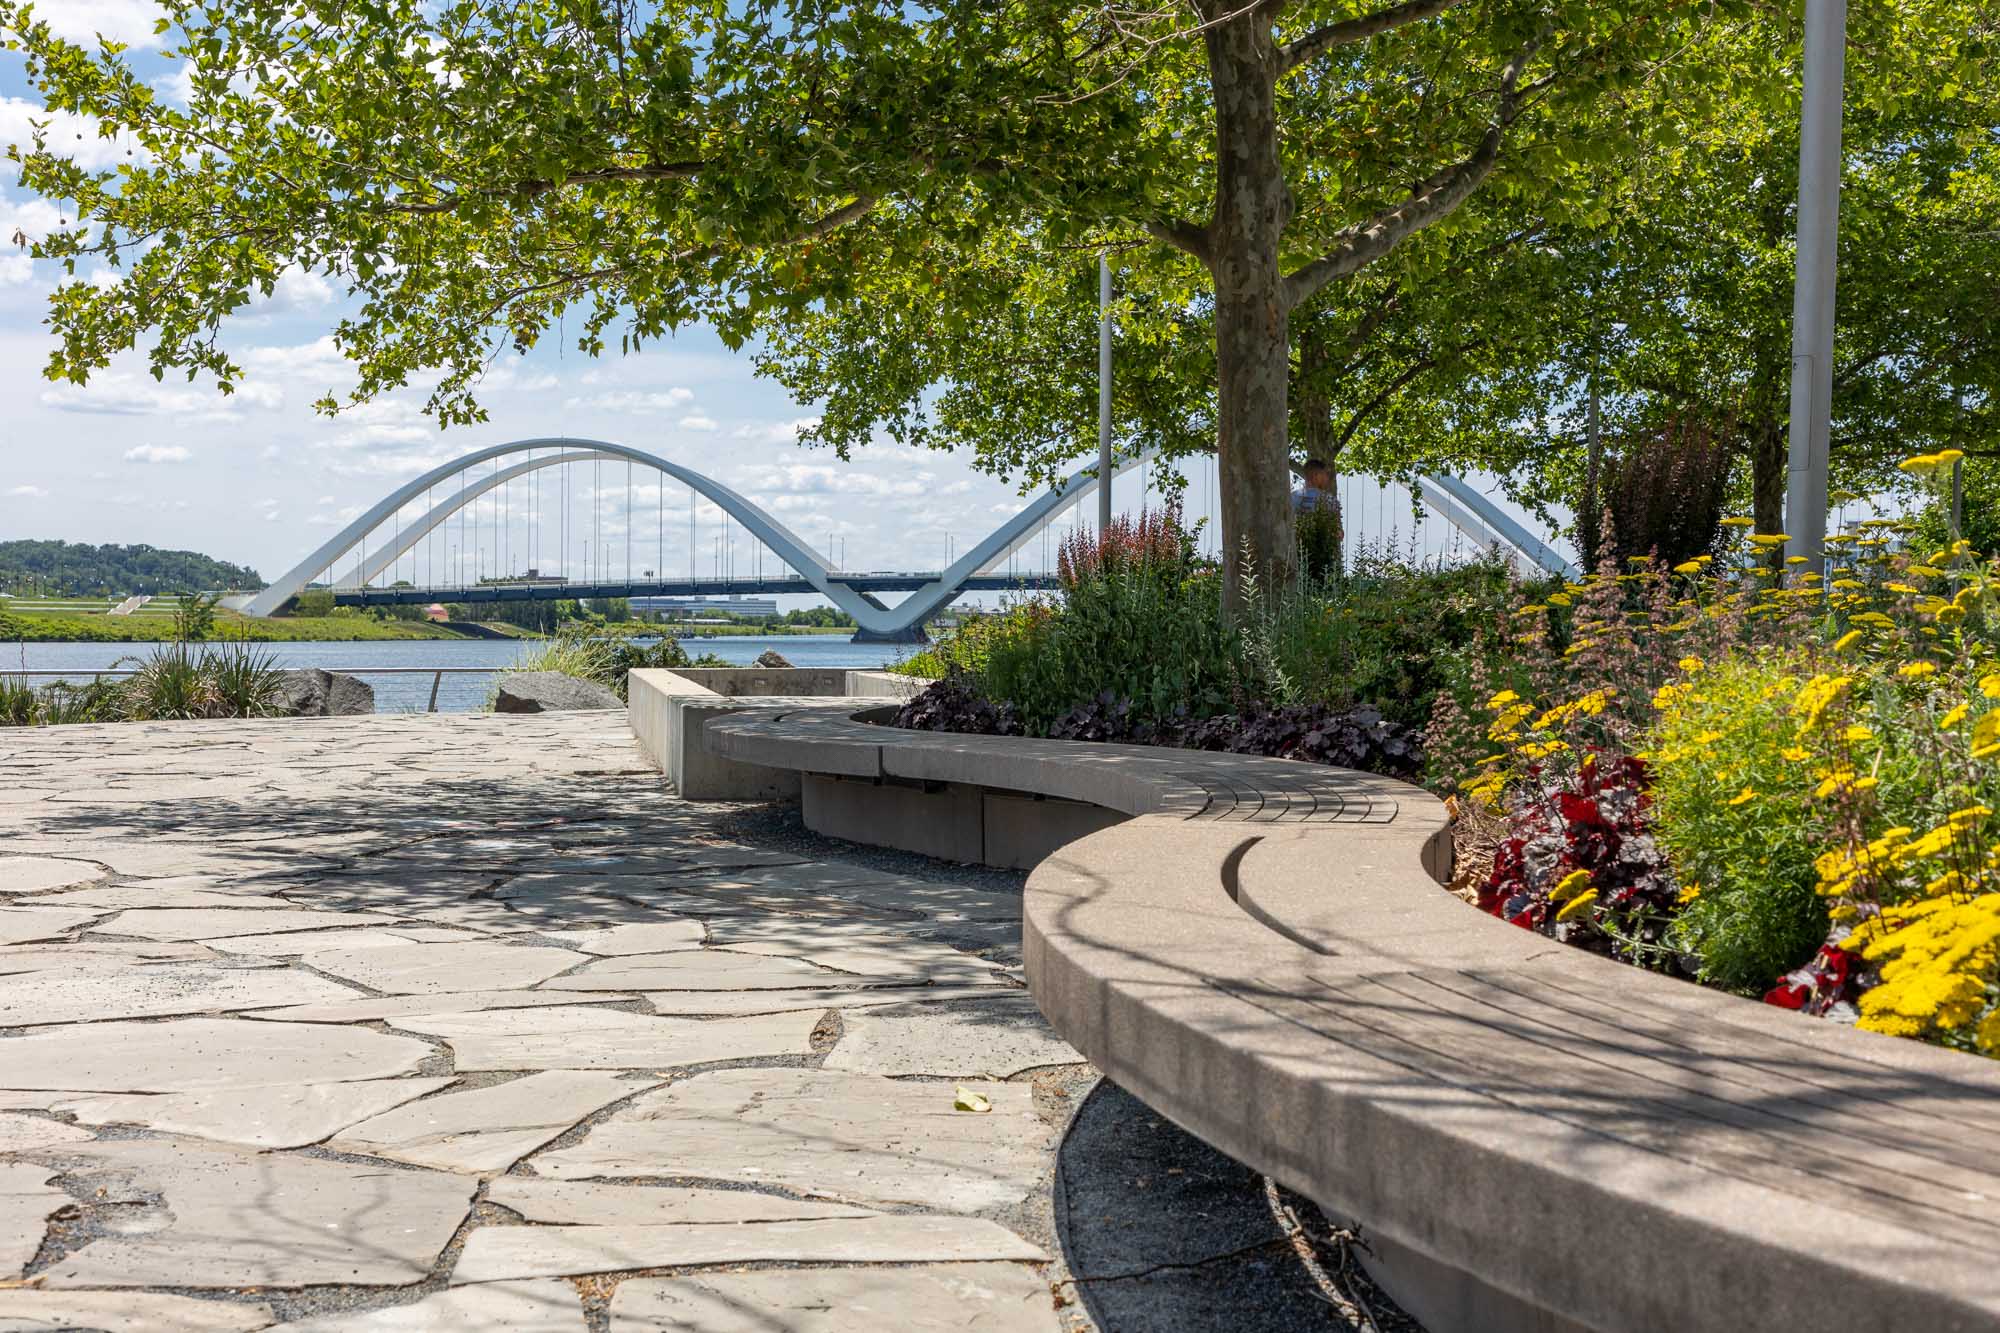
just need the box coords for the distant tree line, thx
[0,540,263,597]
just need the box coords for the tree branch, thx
[1334,355,1436,451]
[1278,0,1470,75]
[1280,28,1544,310]
[383,161,707,215]
[1141,216,1212,265]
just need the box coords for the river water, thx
[3,635,916,714]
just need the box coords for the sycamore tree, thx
[3,0,1719,609]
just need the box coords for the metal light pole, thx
[1784,0,1848,569]
[1097,254,1113,534]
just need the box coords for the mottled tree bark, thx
[1205,4,1298,617]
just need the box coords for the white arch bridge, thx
[241,438,1576,642]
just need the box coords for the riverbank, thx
[1,610,860,643]
[0,610,493,642]
[5,636,915,712]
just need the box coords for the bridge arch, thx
[245,437,1576,636]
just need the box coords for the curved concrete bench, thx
[687,701,2000,1332]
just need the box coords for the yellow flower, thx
[1673,560,1704,575]
[1899,452,1949,477]
[1781,746,1812,761]
[1677,656,1704,674]
[1883,582,1919,595]
[1547,593,1574,607]
[1728,787,1758,806]
[1678,883,1702,905]
[1947,806,1992,828]
[1974,711,2000,759]
[1942,703,1971,729]
[1514,604,1547,616]
[1831,629,1864,653]
[1897,661,1937,678]
[1719,517,1755,528]
[1550,869,1594,903]
[1555,889,1599,923]
[1831,578,1865,590]
[1843,724,1875,744]
[1486,689,1520,710]
[1979,674,2000,700]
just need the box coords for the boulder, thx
[274,669,375,717]
[752,649,795,669]
[492,671,622,714]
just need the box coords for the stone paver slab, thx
[533,1069,1052,1211]
[0,907,101,947]
[37,1138,476,1288]
[543,921,706,955]
[0,942,218,973]
[0,961,360,1027]
[99,907,400,942]
[270,1280,584,1331]
[636,983,1008,1017]
[453,1216,1047,1284]
[825,995,1083,1078]
[0,1161,68,1276]
[485,1178,874,1226]
[203,927,471,956]
[716,937,1010,986]
[303,941,588,995]
[0,1018,433,1092]
[0,1291,273,1332]
[0,857,104,895]
[0,1112,94,1152]
[390,1007,820,1072]
[21,885,280,910]
[327,1072,650,1173]
[539,950,842,992]
[52,1079,453,1150]
[608,1264,1062,1332]
[245,990,636,1024]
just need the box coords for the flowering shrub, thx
[1480,752,1678,964]
[1442,451,2000,1059]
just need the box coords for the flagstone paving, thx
[0,713,1095,1330]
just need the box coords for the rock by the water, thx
[752,649,794,669]
[492,671,621,713]
[274,669,374,717]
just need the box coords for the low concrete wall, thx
[684,706,2000,1333]
[627,668,922,799]
[802,774,1123,869]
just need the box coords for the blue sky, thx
[0,1,1092,596]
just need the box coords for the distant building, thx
[632,596,779,619]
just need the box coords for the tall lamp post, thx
[1097,254,1113,535]
[1783,0,1848,569]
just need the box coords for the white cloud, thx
[123,444,191,464]
[37,1,167,49]
[679,414,719,432]
[7,484,49,498]
[0,97,146,173]
[323,399,433,451]
[566,387,694,414]
[0,255,31,287]
[41,371,262,420]
[242,336,349,380]
[256,267,336,314]
[734,417,821,446]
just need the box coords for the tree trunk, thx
[1204,4,1295,619]
[1750,417,1786,537]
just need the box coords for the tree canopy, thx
[3,0,1735,611]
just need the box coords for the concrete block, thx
[981,792,1124,871]
[803,774,983,864]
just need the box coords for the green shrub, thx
[1648,653,1832,992]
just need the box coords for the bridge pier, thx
[850,625,931,646]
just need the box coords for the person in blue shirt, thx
[1291,458,1343,581]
